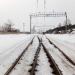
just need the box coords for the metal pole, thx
[44,0,46,10]
[37,0,38,8]
[23,23,25,32]
[65,12,68,33]
[30,15,32,34]
[65,12,67,25]
[44,0,46,26]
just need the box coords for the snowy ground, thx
[9,37,39,75]
[46,34,75,63]
[0,34,75,75]
[0,34,34,75]
[42,35,75,75]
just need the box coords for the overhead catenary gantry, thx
[29,0,68,33]
[30,12,68,33]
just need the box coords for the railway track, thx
[29,37,41,75]
[4,37,35,75]
[46,37,75,66]
[28,37,62,75]
[2,35,75,75]
[42,43,62,75]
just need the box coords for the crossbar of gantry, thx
[30,12,68,33]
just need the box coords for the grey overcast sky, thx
[0,0,75,31]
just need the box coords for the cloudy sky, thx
[0,0,75,31]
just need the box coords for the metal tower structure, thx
[30,12,68,33]
[29,0,68,33]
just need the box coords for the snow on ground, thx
[42,35,75,75]
[46,34,75,63]
[46,34,75,45]
[0,34,75,75]
[36,46,53,75]
[9,37,39,75]
[0,34,34,75]
[0,34,31,54]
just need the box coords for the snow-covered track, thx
[29,37,62,75]
[42,42,62,75]
[4,37,35,75]
[46,37,75,66]
[29,37,41,75]
[42,35,75,75]
[1,34,75,75]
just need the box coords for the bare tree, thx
[4,20,14,32]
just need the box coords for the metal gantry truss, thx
[30,12,68,33]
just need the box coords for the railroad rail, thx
[42,41,62,75]
[4,37,35,75]
[4,36,74,75]
[29,37,62,75]
[29,37,41,75]
[46,36,75,66]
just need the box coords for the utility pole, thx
[44,0,46,11]
[30,15,32,34]
[65,12,68,33]
[44,0,46,26]
[37,0,38,9]
[23,23,25,32]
